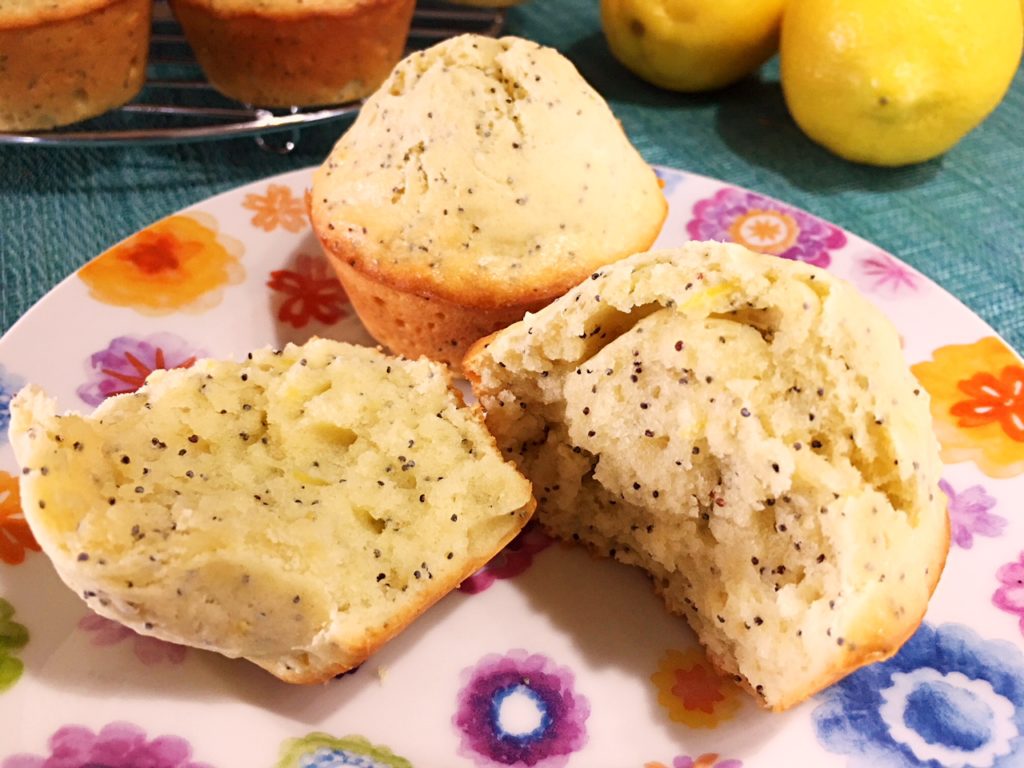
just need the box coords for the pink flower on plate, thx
[78,613,187,665]
[77,333,204,406]
[940,479,1006,549]
[687,187,846,268]
[460,521,552,594]
[857,251,921,295]
[994,553,1024,635]
[1,721,212,768]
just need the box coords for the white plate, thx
[2,166,1023,768]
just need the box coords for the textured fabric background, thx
[1,0,1022,349]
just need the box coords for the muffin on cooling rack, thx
[168,0,416,107]
[0,0,151,130]
[310,33,667,369]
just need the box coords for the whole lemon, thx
[601,0,787,92]
[781,0,1023,166]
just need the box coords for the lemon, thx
[781,0,1023,166]
[601,0,787,92]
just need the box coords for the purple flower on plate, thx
[856,251,921,295]
[78,613,187,665]
[2,721,213,768]
[940,479,1005,549]
[687,187,846,268]
[454,649,590,768]
[460,522,552,594]
[994,552,1024,636]
[77,333,204,406]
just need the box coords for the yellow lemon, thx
[781,0,1023,166]
[601,0,787,92]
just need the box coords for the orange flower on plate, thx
[646,756,742,768]
[912,336,1024,478]
[243,184,307,233]
[651,648,743,728]
[0,470,39,566]
[728,209,799,255]
[78,212,245,315]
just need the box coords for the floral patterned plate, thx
[1,166,1023,768]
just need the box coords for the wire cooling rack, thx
[0,0,505,149]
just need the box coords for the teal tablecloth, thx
[1,0,1022,348]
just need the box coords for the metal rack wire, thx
[0,0,505,149]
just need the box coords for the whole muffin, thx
[0,0,151,130]
[310,34,667,368]
[169,0,416,107]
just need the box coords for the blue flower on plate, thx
[654,166,685,197]
[813,622,1024,767]
[0,364,25,444]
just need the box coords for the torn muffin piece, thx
[464,241,948,711]
[9,339,534,683]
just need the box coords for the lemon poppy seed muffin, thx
[168,0,416,107]
[310,34,667,369]
[464,242,949,711]
[9,339,534,683]
[0,0,151,130]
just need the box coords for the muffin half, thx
[10,339,535,682]
[464,242,949,711]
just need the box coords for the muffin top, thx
[311,34,667,309]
